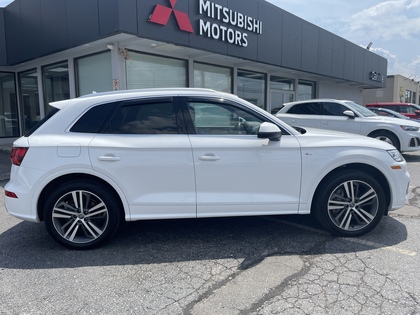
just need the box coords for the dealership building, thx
[0,0,387,141]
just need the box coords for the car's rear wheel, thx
[369,131,400,151]
[313,169,386,237]
[44,179,122,249]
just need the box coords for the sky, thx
[1,0,419,78]
[266,0,420,78]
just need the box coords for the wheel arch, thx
[367,129,401,151]
[37,173,125,222]
[312,163,391,215]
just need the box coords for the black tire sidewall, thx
[44,179,121,249]
[314,169,386,237]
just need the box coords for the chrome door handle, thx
[98,155,121,161]
[198,154,221,161]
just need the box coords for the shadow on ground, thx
[0,213,408,270]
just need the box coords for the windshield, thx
[343,101,377,117]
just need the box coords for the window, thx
[106,101,179,134]
[0,72,18,137]
[287,102,321,115]
[76,52,112,96]
[237,70,266,109]
[297,80,316,101]
[194,63,232,92]
[187,101,264,135]
[270,76,295,114]
[43,61,70,114]
[71,103,115,133]
[405,90,412,103]
[322,102,347,116]
[126,52,187,89]
[19,69,40,133]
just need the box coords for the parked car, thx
[5,89,409,249]
[369,107,420,123]
[276,99,420,152]
[366,102,420,120]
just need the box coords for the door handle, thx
[198,154,221,161]
[291,119,298,123]
[322,121,330,125]
[98,155,121,161]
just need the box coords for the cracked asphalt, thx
[1,150,420,314]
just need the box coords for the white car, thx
[276,99,420,152]
[4,89,409,249]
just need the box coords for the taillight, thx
[10,147,28,166]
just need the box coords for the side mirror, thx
[258,122,282,141]
[343,110,355,119]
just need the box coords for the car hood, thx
[362,115,420,126]
[293,126,395,150]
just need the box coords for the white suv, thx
[276,99,420,152]
[4,89,409,249]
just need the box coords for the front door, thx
[185,99,302,217]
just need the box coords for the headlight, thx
[387,149,404,162]
[400,125,419,132]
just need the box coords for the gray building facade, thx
[0,0,387,140]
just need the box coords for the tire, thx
[369,131,400,151]
[313,169,386,237]
[44,179,122,249]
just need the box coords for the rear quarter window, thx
[287,102,321,115]
[70,102,114,133]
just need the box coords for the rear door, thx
[89,97,196,220]
[277,102,322,128]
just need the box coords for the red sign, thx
[149,0,194,33]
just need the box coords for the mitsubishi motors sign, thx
[149,0,263,48]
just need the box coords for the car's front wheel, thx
[44,179,122,249]
[313,169,386,237]
[369,131,400,151]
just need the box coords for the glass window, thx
[287,102,321,115]
[405,90,412,103]
[106,101,179,134]
[19,69,40,133]
[237,70,266,109]
[270,76,295,114]
[187,101,264,135]
[0,72,19,137]
[126,52,187,89]
[271,76,294,91]
[76,52,112,96]
[194,63,232,92]
[43,61,70,113]
[297,80,316,101]
[71,102,115,133]
[322,102,348,116]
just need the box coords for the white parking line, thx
[264,217,417,257]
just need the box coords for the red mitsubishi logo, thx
[149,0,194,33]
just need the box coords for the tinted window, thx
[399,106,415,114]
[287,102,321,115]
[106,101,179,134]
[322,102,348,116]
[188,101,264,135]
[71,102,114,133]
